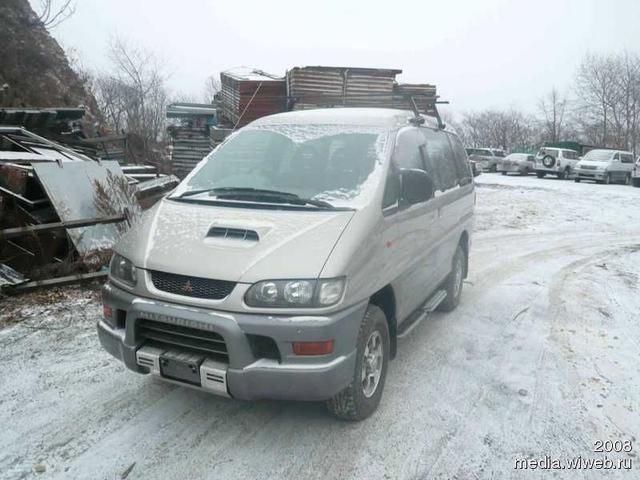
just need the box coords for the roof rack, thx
[407,96,449,130]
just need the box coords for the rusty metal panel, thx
[32,161,135,255]
[220,68,286,127]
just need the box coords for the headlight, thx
[109,253,137,286]
[245,278,345,308]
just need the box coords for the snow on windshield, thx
[181,124,389,208]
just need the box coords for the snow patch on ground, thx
[1,174,639,479]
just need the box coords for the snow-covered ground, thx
[1,173,639,479]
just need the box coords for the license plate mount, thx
[160,349,205,386]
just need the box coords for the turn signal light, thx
[103,304,113,319]
[292,340,334,355]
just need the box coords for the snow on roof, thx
[249,108,441,129]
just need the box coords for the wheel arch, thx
[370,285,397,359]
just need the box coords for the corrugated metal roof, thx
[222,67,284,82]
[167,103,218,118]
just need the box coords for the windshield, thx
[582,149,613,162]
[178,124,388,208]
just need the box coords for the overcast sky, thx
[44,0,640,115]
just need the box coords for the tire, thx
[437,244,465,312]
[557,171,566,180]
[536,171,546,178]
[574,178,581,183]
[542,155,556,168]
[632,177,640,188]
[624,174,631,186]
[604,173,611,185]
[501,171,507,176]
[327,305,389,421]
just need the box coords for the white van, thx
[574,149,635,184]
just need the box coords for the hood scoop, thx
[206,227,259,242]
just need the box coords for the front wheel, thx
[604,173,611,185]
[557,171,566,180]
[327,305,389,421]
[632,177,640,188]
[575,177,581,183]
[536,171,546,178]
[501,171,507,176]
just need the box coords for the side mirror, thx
[400,169,434,204]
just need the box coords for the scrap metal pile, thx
[0,109,179,294]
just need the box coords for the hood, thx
[578,160,609,168]
[116,199,355,283]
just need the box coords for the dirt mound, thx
[0,0,97,111]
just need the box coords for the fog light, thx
[292,340,334,356]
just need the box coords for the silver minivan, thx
[574,149,635,184]
[98,108,475,420]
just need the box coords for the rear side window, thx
[421,128,458,191]
[621,153,634,164]
[446,133,472,184]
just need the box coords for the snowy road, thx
[1,173,639,479]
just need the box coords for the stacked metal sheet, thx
[287,66,402,110]
[167,126,212,178]
[219,68,287,127]
[166,103,218,178]
[393,83,438,114]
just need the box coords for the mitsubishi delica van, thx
[98,108,475,420]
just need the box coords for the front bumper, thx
[498,164,525,173]
[98,282,366,401]
[575,170,606,181]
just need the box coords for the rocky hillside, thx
[0,0,97,110]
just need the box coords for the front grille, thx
[581,165,597,170]
[137,319,228,362]
[150,270,235,299]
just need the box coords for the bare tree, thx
[95,38,169,143]
[575,52,640,152]
[538,88,567,142]
[34,0,76,29]
[203,75,221,103]
[456,109,539,152]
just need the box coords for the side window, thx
[613,152,620,161]
[421,128,458,191]
[621,154,634,164]
[446,132,472,184]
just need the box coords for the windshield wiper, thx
[175,187,337,209]
[214,188,336,209]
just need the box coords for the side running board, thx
[397,289,447,338]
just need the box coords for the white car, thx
[574,149,635,185]
[534,147,580,179]
[632,157,640,187]
[497,153,535,175]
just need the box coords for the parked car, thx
[98,108,476,420]
[497,153,535,175]
[574,149,635,184]
[466,148,505,172]
[534,147,580,179]
[633,157,640,187]
[469,159,482,177]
